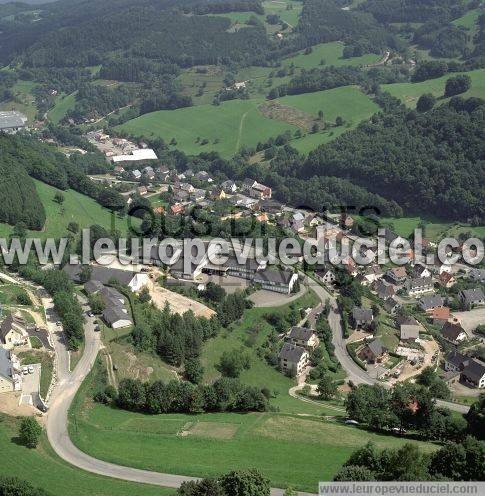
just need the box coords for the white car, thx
[28,365,34,374]
[345,419,359,425]
[22,367,29,375]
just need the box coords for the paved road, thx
[303,276,471,414]
[45,294,317,496]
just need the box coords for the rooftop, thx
[0,110,27,130]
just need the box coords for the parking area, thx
[19,363,41,406]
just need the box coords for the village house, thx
[278,342,309,377]
[358,339,388,364]
[170,203,185,215]
[315,267,336,285]
[359,265,383,286]
[469,268,485,283]
[374,279,395,300]
[386,266,407,285]
[194,170,213,183]
[461,359,485,389]
[460,288,485,309]
[253,269,298,294]
[340,213,354,229]
[412,263,432,279]
[407,277,433,297]
[132,169,141,180]
[400,322,422,342]
[352,307,373,328]
[291,212,306,233]
[102,306,133,329]
[210,187,226,201]
[432,306,451,326]
[444,350,470,372]
[190,188,206,202]
[287,326,320,350]
[0,347,22,393]
[441,322,468,345]
[438,272,456,289]
[63,264,149,292]
[0,314,29,350]
[419,295,445,313]
[221,180,237,194]
[383,297,400,315]
[242,178,272,200]
[137,186,148,196]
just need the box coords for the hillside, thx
[118,85,379,157]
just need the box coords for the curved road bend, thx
[46,297,316,496]
[303,277,470,415]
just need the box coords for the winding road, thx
[44,295,316,496]
[40,273,469,496]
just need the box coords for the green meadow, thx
[283,41,380,69]
[48,91,77,124]
[382,68,485,108]
[118,98,296,157]
[0,414,172,496]
[0,179,132,239]
[119,85,378,157]
[0,80,38,122]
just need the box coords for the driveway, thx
[248,284,307,307]
[19,363,41,407]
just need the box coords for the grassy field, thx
[280,86,380,153]
[0,414,172,496]
[0,179,132,239]
[70,380,437,492]
[452,8,481,31]
[263,0,302,27]
[0,80,38,122]
[118,98,296,157]
[382,68,485,108]
[119,85,378,157]
[377,216,485,241]
[48,91,77,124]
[282,41,380,69]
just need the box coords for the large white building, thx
[0,347,22,393]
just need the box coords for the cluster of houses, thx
[63,264,150,328]
[278,326,319,377]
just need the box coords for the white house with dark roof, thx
[253,269,298,294]
[407,277,433,297]
[0,314,29,350]
[442,322,467,345]
[461,359,485,388]
[444,350,470,372]
[287,326,319,350]
[102,306,132,329]
[419,295,445,313]
[0,347,22,393]
[460,288,485,309]
[278,342,309,377]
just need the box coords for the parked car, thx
[22,367,29,375]
[56,321,62,326]
[345,419,359,425]
[87,311,94,317]
[28,365,34,374]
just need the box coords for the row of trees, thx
[345,382,476,442]
[334,437,485,481]
[17,265,84,349]
[114,376,269,414]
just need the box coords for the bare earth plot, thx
[148,281,216,319]
[259,101,317,131]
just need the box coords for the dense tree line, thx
[300,98,485,222]
[16,265,84,349]
[414,23,469,59]
[345,382,469,442]
[358,0,468,24]
[268,66,364,98]
[189,0,264,16]
[113,376,269,414]
[334,437,485,481]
